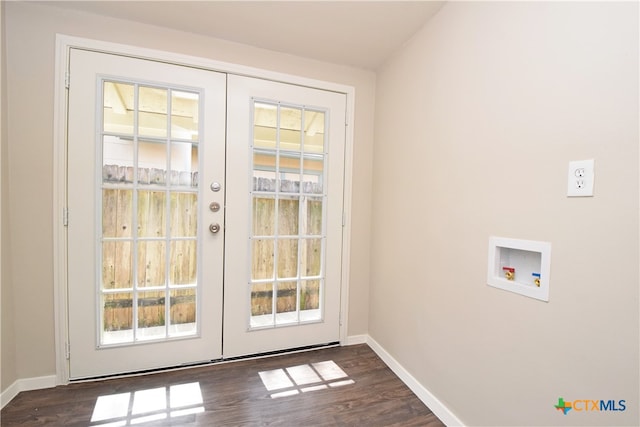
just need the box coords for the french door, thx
[66,49,346,379]
[223,75,346,357]
[67,49,226,379]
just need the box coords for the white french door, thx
[67,49,226,379]
[223,75,346,357]
[66,48,346,379]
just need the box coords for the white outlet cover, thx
[567,159,595,197]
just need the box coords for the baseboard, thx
[366,336,464,427]
[344,334,368,345]
[1,375,57,409]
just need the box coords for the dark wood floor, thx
[1,344,445,426]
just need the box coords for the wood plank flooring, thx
[1,344,445,426]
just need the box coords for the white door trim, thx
[53,34,355,384]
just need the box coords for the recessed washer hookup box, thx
[487,236,551,302]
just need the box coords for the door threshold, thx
[69,342,340,383]
[220,341,341,363]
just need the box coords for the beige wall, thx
[2,1,373,386]
[371,2,638,426]
[1,0,19,392]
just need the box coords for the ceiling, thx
[41,1,445,70]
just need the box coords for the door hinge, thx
[342,212,346,227]
[65,71,70,89]
[65,342,70,360]
[63,208,69,226]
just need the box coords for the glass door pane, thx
[101,80,200,345]
[249,101,327,328]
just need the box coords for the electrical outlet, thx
[567,159,594,197]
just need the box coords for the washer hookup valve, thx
[502,267,515,281]
[532,272,541,287]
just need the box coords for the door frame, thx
[53,35,355,385]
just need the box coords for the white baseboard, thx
[366,336,464,427]
[1,375,57,409]
[344,334,368,345]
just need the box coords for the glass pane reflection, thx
[171,90,199,140]
[103,81,134,135]
[138,86,167,138]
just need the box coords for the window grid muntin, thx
[98,79,201,347]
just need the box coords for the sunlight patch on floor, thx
[89,382,204,426]
[259,360,355,399]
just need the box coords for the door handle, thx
[209,223,221,234]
